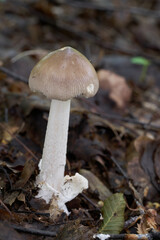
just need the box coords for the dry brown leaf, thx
[8,81,30,93]
[126,141,156,201]
[17,192,25,203]
[134,135,153,154]
[97,69,132,108]
[127,136,160,200]
[4,191,19,206]
[138,138,160,192]
[127,155,150,189]
[80,169,112,200]
[1,125,19,144]
[14,158,36,188]
[137,209,158,234]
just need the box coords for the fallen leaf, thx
[8,81,30,94]
[14,158,36,188]
[80,169,112,201]
[97,69,132,108]
[4,191,19,206]
[137,209,158,234]
[141,153,160,192]
[99,193,126,234]
[1,125,19,144]
[135,137,160,192]
[134,135,153,154]
[127,155,150,189]
[17,192,25,203]
[127,137,160,201]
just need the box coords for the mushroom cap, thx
[29,46,99,100]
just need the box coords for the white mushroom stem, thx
[36,99,71,202]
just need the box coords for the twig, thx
[78,100,160,132]
[0,123,39,162]
[124,215,141,229]
[0,199,12,216]
[80,193,100,211]
[102,114,160,132]
[13,210,50,216]
[0,66,27,82]
[94,231,160,240]
[108,155,143,205]
[101,114,160,131]
[107,155,144,207]
[110,156,128,180]
[11,49,47,63]
[11,224,57,237]
[98,111,160,132]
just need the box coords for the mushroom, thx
[29,46,99,213]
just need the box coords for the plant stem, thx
[139,64,148,82]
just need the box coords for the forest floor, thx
[0,0,160,239]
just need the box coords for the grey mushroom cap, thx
[29,46,99,100]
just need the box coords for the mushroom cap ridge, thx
[29,46,99,100]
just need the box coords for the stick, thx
[110,156,128,180]
[77,101,160,132]
[0,66,27,82]
[12,225,57,237]
[0,199,12,216]
[94,232,160,240]
[80,193,100,211]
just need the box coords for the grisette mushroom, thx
[29,46,99,214]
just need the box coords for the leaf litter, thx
[0,0,160,239]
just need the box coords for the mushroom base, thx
[49,173,88,215]
[37,172,88,215]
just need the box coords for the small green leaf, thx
[131,57,151,66]
[99,193,126,234]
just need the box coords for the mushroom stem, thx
[36,99,71,202]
